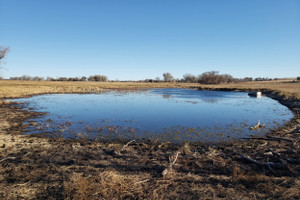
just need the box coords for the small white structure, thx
[248,91,262,98]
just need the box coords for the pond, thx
[16,89,293,143]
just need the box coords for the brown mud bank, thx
[0,89,300,199]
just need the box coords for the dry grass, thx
[1,121,300,199]
[200,80,300,99]
[0,80,199,98]
[0,79,300,199]
[1,79,299,99]
[64,171,145,200]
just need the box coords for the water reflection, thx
[163,94,172,99]
[15,89,293,143]
[201,99,219,104]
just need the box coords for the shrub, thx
[198,71,235,84]
[88,75,108,82]
[254,77,272,81]
[183,73,198,83]
[163,72,175,82]
[9,75,44,81]
[144,79,154,82]
[68,77,79,81]
[58,77,68,81]
[80,76,87,81]
[32,76,44,81]
[242,77,253,82]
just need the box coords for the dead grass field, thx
[0,80,200,98]
[0,80,300,199]
[0,79,299,99]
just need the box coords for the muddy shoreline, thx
[3,87,299,145]
[1,87,300,199]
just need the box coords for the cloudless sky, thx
[0,0,299,80]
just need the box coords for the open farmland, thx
[0,79,300,99]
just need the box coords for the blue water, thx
[15,89,293,142]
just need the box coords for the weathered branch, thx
[242,136,293,142]
[0,156,16,163]
[237,153,286,168]
[162,151,180,177]
[134,179,150,185]
[266,136,293,142]
[269,149,298,163]
[121,140,135,151]
[0,47,9,60]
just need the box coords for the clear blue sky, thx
[0,0,299,80]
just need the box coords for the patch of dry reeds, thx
[64,171,145,200]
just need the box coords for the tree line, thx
[157,71,276,84]
[0,46,298,83]
[9,75,108,82]
[5,71,282,84]
[142,71,236,84]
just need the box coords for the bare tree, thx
[183,73,198,83]
[163,72,174,82]
[242,77,253,82]
[58,77,68,81]
[32,76,44,81]
[80,76,87,81]
[198,71,236,84]
[88,75,108,82]
[46,77,54,81]
[0,46,10,76]
[0,46,9,61]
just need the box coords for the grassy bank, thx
[1,79,299,99]
[0,80,300,199]
[0,80,200,98]
[199,80,300,101]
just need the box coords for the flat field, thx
[0,80,199,98]
[0,80,300,199]
[0,79,299,99]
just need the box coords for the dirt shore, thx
[1,81,300,199]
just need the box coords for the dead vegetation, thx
[0,80,200,98]
[0,105,299,199]
[0,81,300,199]
[0,79,299,99]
